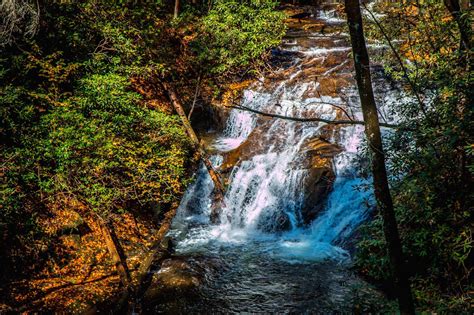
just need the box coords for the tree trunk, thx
[107,205,182,313]
[174,0,180,19]
[136,206,177,289]
[344,1,415,314]
[98,218,131,287]
[443,0,472,50]
[162,82,225,222]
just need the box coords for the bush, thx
[40,73,192,217]
[196,0,286,74]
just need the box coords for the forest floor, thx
[1,202,169,313]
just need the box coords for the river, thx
[146,3,396,313]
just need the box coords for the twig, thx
[362,3,428,116]
[305,100,355,120]
[188,73,201,120]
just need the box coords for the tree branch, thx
[188,73,201,120]
[305,100,355,121]
[226,104,408,129]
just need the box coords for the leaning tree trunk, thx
[162,82,225,222]
[344,1,415,314]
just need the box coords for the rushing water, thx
[152,5,395,313]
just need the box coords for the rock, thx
[303,137,343,158]
[221,120,343,226]
[221,120,275,172]
[298,137,342,224]
[142,258,201,306]
[257,208,292,232]
[300,166,335,224]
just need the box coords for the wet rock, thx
[301,166,335,224]
[299,138,342,224]
[221,121,275,172]
[271,48,305,69]
[257,209,292,232]
[142,258,201,306]
[303,137,343,158]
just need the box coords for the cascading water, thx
[157,5,396,312]
[173,32,371,263]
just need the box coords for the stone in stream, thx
[142,258,202,307]
[257,208,292,232]
[220,120,275,173]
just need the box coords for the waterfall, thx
[170,7,388,264]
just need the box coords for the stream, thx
[146,4,398,313]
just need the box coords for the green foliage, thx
[0,0,191,277]
[197,0,286,74]
[41,73,191,217]
[356,2,472,311]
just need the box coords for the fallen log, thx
[162,81,226,223]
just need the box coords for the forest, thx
[0,0,472,313]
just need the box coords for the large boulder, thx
[300,166,335,224]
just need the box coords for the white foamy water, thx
[171,83,374,264]
[318,9,345,23]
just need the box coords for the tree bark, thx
[108,206,181,313]
[344,1,415,314]
[443,0,472,50]
[98,218,131,287]
[174,0,180,19]
[188,74,201,120]
[162,82,225,222]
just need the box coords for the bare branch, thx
[0,0,40,46]
[226,104,408,129]
[188,73,201,120]
[305,100,355,121]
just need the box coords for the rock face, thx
[257,208,292,232]
[220,120,274,173]
[299,137,342,224]
[300,166,334,224]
